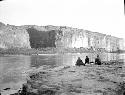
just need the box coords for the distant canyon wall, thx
[0,22,30,49]
[0,22,124,52]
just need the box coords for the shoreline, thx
[3,64,125,95]
[0,47,122,56]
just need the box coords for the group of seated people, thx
[75,55,101,66]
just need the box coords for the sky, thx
[0,0,125,46]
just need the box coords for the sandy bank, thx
[12,64,124,95]
[1,64,125,95]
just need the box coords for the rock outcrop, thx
[0,23,30,49]
[0,22,124,52]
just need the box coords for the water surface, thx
[0,53,124,90]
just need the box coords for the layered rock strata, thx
[0,22,124,52]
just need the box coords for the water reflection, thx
[0,55,31,90]
[30,53,125,67]
[0,53,124,90]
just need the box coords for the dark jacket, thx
[76,58,85,66]
[95,57,101,65]
[85,57,89,64]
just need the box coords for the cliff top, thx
[0,22,123,39]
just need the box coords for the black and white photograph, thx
[0,0,125,95]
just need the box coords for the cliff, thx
[0,23,30,49]
[0,22,124,52]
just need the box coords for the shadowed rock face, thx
[27,28,56,48]
[0,22,123,51]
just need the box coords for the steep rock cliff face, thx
[0,23,30,49]
[58,27,89,48]
[0,22,124,51]
[26,27,56,48]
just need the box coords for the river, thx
[0,53,124,91]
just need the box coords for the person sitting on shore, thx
[76,57,85,66]
[95,55,101,65]
[85,56,89,64]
